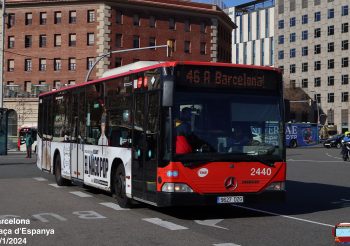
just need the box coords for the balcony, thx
[4,84,50,98]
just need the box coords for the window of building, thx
[116,10,122,24]
[342,5,349,16]
[185,20,191,32]
[200,22,206,33]
[54,34,61,47]
[314,77,321,87]
[69,11,77,24]
[87,57,94,70]
[328,9,335,19]
[115,57,122,67]
[278,20,284,29]
[314,0,320,5]
[133,35,139,48]
[342,40,349,50]
[39,59,46,71]
[290,48,296,58]
[302,30,308,40]
[290,80,296,88]
[342,74,349,85]
[184,41,191,53]
[87,10,95,23]
[315,61,321,71]
[328,93,334,103]
[278,0,284,14]
[54,58,61,71]
[290,33,296,42]
[328,42,334,52]
[328,76,334,86]
[200,42,206,55]
[24,35,32,48]
[342,23,349,33]
[87,33,94,46]
[133,14,140,26]
[7,59,14,72]
[68,58,76,71]
[302,79,308,88]
[39,35,46,48]
[169,18,175,30]
[315,11,321,22]
[24,81,31,93]
[290,64,296,73]
[342,92,349,102]
[149,37,156,48]
[328,25,334,36]
[25,59,32,71]
[54,11,61,24]
[53,80,61,90]
[290,0,296,11]
[342,57,349,67]
[115,33,122,48]
[278,50,284,60]
[290,17,296,27]
[8,36,14,49]
[149,16,156,28]
[25,13,32,25]
[314,44,321,54]
[315,94,321,103]
[302,15,308,24]
[68,80,75,86]
[40,12,47,25]
[278,35,284,44]
[302,62,308,72]
[328,59,335,69]
[8,14,15,28]
[314,28,321,38]
[302,0,308,8]
[69,33,76,47]
[302,47,308,56]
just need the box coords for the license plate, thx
[217,196,244,204]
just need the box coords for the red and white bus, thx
[37,61,286,207]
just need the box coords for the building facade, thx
[227,0,275,66]
[275,0,350,132]
[0,0,234,148]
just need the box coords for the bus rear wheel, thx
[54,155,69,186]
[113,165,131,208]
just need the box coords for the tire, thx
[113,165,131,208]
[54,154,69,186]
[289,140,297,148]
[336,143,342,149]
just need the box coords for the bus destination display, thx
[176,65,280,91]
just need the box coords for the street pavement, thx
[0,146,349,246]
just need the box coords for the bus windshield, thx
[173,91,283,162]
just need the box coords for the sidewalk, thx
[0,151,37,165]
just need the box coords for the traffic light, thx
[167,40,174,57]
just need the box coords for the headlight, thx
[266,182,285,191]
[161,183,193,193]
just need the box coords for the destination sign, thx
[175,65,281,91]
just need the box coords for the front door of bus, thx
[132,91,160,202]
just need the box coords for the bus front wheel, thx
[54,155,69,186]
[113,165,131,208]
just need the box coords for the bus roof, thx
[39,61,282,97]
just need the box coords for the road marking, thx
[142,218,188,230]
[232,204,333,227]
[326,153,343,160]
[194,219,228,230]
[213,244,241,246]
[49,183,61,188]
[287,159,343,162]
[69,191,92,198]
[99,202,129,211]
[33,177,48,181]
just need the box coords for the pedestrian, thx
[25,131,33,158]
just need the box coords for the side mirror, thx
[162,76,174,107]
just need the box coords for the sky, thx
[195,0,253,7]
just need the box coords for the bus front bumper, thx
[156,190,286,207]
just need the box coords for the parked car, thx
[323,134,344,148]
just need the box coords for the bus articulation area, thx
[37,61,286,207]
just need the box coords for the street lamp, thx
[85,42,173,82]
